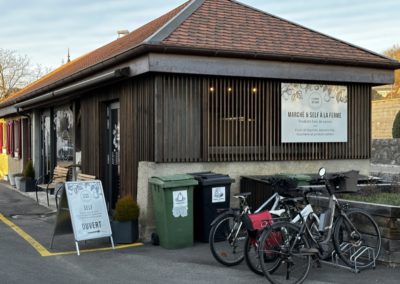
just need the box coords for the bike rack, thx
[320,242,376,273]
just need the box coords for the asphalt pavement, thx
[0,181,399,284]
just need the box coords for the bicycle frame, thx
[298,177,361,252]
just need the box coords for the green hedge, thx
[392,111,400,138]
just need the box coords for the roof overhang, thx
[0,106,18,117]
[3,47,397,112]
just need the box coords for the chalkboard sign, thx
[65,180,112,242]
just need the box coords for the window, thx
[54,105,74,166]
[207,78,268,161]
[4,120,22,159]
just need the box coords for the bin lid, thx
[189,172,235,186]
[149,174,198,188]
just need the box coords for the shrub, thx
[392,111,400,138]
[114,196,140,222]
[23,160,35,179]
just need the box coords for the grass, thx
[340,192,400,206]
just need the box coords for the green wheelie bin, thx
[149,174,198,249]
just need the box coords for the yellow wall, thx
[0,119,8,179]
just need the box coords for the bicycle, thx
[257,168,381,284]
[243,190,325,275]
[209,191,297,268]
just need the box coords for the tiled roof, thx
[162,0,392,65]
[2,0,398,106]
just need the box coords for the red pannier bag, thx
[243,210,274,232]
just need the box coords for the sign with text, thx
[65,180,112,241]
[281,83,347,143]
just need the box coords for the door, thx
[105,101,120,210]
[41,111,53,182]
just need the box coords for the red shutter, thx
[6,122,10,155]
[10,121,14,157]
[18,120,22,159]
[0,123,3,150]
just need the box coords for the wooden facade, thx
[77,73,372,199]
[80,75,154,199]
[154,75,371,162]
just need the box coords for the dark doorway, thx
[40,111,53,183]
[105,101,120,210]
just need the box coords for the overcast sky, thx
[1,0,399,69]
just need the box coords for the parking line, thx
[0,213,143,256]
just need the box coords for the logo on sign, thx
[212,187,226,203]
[172,190,188,218]
[80,190,91,203]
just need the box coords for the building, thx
[0,0,398,237]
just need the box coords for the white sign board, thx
[212,187,226,203]
[172,190,188,218]
[65,180,112,241]
[281,83,347,143]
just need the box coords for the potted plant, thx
[111,196,140,244]
[9,172,17,187]
[20,160,36,192]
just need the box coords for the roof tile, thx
[2,0,397,105]
[163,0,390,64]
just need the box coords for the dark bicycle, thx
[257,168,381,284]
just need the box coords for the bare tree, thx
[0,48,31,98]
[0,48,52,99]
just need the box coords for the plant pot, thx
[14,174,24,189]
[9,173,16,186]
[111,220,139,244]
[20,178,36,192]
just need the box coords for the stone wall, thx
[372,98,400,139]
[371,139,400,165]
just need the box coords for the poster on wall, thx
[281,83,348,143]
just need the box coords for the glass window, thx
[54,105,74,167]
[13,120,21,159]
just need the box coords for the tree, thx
[392,111,400,138]
[383,45,400,98]
[0,48,50,99]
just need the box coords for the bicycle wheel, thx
[244,233,263,275]
[333,209,381,270]
[209,212,247,266]
[258,222,311,284]
[245,230,281,276]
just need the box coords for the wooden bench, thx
[36,166,69,206]
[77,173,96,181]
[54,172,97,208]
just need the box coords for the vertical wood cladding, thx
[155,75,202,162]
[80,75,154,199]
[80,74,370,199]
[155,75,371,162]
[120,76,154,198]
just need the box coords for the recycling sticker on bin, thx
[172,190,188,218]
[212,187,226,203]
